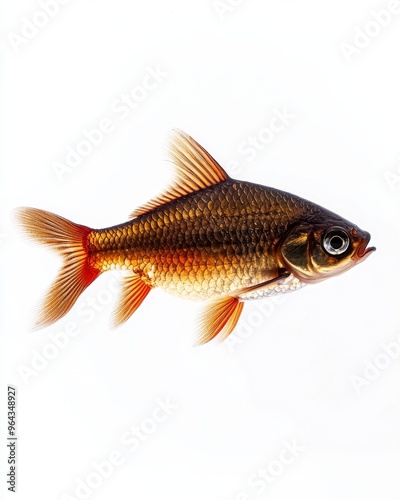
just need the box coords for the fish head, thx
[279,217,376,284]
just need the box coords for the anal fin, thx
[112,274,152,327]
[197,296,244,345]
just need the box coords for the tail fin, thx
[16,207,100,329]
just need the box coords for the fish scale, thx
[86,181,311,299]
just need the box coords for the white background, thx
[1,1,400,499]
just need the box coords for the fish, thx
[16,130,376,344]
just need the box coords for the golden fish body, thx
[17,130,375,343]
[87,181,304,299]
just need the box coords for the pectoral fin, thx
[196,296,244,345]
[112,274,152,327]
[235,269,291,297]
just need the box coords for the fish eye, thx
[323,228,350,255]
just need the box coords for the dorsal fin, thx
[130,130,229,218]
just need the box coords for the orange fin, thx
[16,207,100,329]
[130,129,229,218]
[196,296,244,345]
[112,274,152,327]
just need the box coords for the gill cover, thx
[279,224,319,283]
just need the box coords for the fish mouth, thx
[356,232,376,261]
